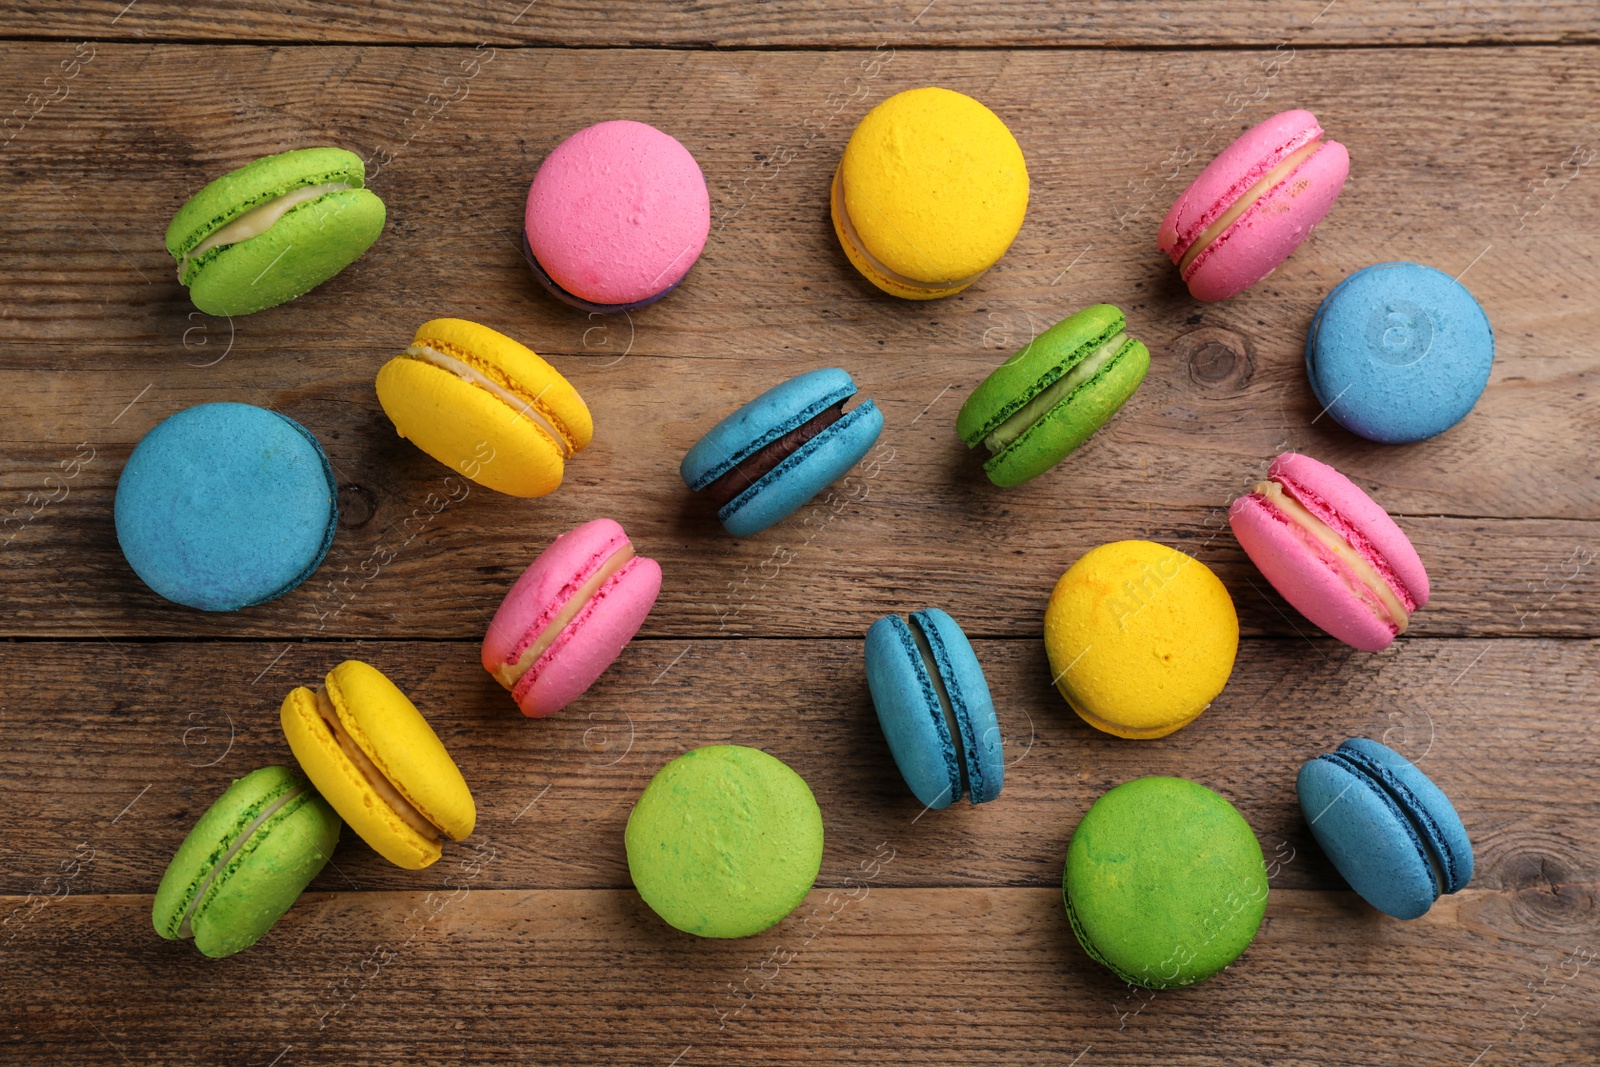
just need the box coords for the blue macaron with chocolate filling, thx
[680,368,883,537]
[1297,737,1473,919]
[864,608,1003,809]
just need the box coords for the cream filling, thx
[910,619,966,801]
[177,782,306,938]
[1254,479,1409,633]
[405,344,570,458]
[984,332,1127,454]
[832,168,987,293]
[177,182,350,278]
[313,688,441,843]
[1179,138,1323,274]
[491,545,635,690]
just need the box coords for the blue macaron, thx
[864,608,1003,810]
[1297,737,1473,919]
[1306,262,1494,444]
[115,402,338,611]
[680,368,883,537]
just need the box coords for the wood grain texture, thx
[2,14,1599,1067]
[5,0,1599,47]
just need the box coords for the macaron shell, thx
[836,87,1028,288]
[625,746,824,938]
[1043,541,1239,738]
[185,188,386,316]
[1306,262,1495,443]
[829,168,966,301]
[1182,140,1348,302]
[512,555,663,717]
[1298,754,1439,919]
[151,766,340,959]
[414,318,594,449]
[1229,494,1396,651]
[914,608,1003,804]
[985,338,1149,488]
[864,614,963,810]
[1064,777,1268,988]
[720,400,883,537]
[114,402,337,612]
[280,685,443,871]
[166,146,366,256]
[680,368,856,490]
[1339,738,1472,893]
[524,120,710,306]
[1159,110,1324,260]
[482,517,633,674]
[325,660,475,843]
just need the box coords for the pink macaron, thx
[1159,110,1349,302]
[1229,453,1428,652]
[523,120,711,313]
[482,518,663,717]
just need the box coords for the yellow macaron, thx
[375,317,593,497]
[1043,540,1239,739]
[831,86,1028,300]
[280,659,475,869]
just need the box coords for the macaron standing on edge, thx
[1229,452,1429,651]
[114,402,338,612]
[1044,540,1239,739]
[1064,777,1269,988]
[167,146,386,316]
[281,660,476,870]
[864,608,1004,810]
[832,86,1028,299]
[680,368,884,537]
[1159,109,1349,301]
[956,304,1150,487]
[376,318,594,498]
[1307,262,1495,443]
[1298,738,1473,919]
[626,745,824,938]
[152,766,341,959]
[482,518,663,718]
[524,120,711,313]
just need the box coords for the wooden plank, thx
[4,638,1594,896]
[5,885,1596,1065]
[3,45,1598,639]
[4,0,1598,48]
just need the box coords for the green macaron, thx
[1063,777,1267,989]
[166,146,385,316]
[625,745,824,938]
[956,303,1149,487]
[152,765,341,958]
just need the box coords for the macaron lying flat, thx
[680,368,883,536]
[1229,452,1428,651]
[524,120,710,313]
[114,402,338,612]
[167,146,385,316]
[483,518,662,718]
[1159,110,1348,301]
[1064,777,1268,988]
[956,304,1149,487]
[152,766,341,959]
[281,660,475,870]
[1044,541,1239,739]
[626,746,823,938]
[832,87,1028,299]
[376,318,593,497]
[864,608,1003,810]
[1307,262,1495,443]
[1298,737,1472,919]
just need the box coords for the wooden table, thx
[3,3,1598,1064]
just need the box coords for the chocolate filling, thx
[702,402,845,509]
